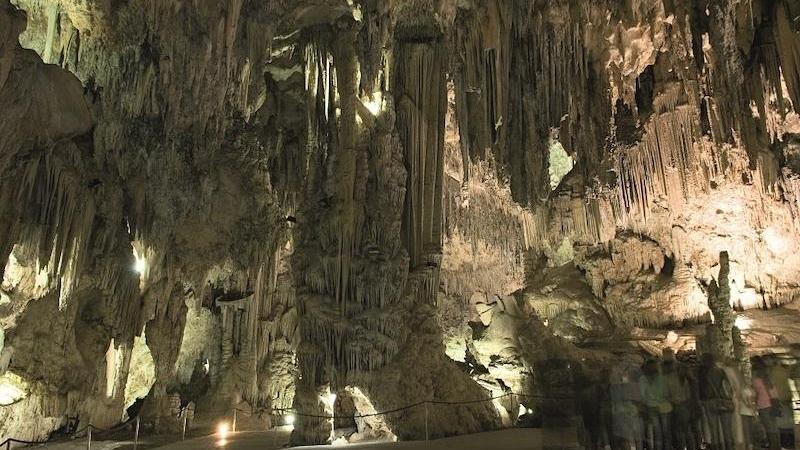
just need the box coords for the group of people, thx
[575,351,797,450]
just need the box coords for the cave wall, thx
[1,0,800,444]
[448,0,800,325]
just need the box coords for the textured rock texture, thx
[1,0,800,445]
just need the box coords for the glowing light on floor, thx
[216,421,230,447]
[734,315,752,330]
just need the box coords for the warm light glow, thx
[517,404,526,418]
[203,358,210,374]
[763,227,789,254]
[217,422,230,438]
[0,372,28,406]
[321,390,337,410]
[134,258,145,273]
[734,315,752,331]
[332,436,349,446]
[133,247,146,274]
[284,414,295,426]
[363,92,383,116]
[105,339,117,398]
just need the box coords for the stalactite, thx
[773,0,800,111]
[616,99,710,226]
[395,34,447,269]
[706,0,762,165]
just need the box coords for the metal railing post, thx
[6,439,11,450]
[133,417,140,450]
[424,403,429,441]
[87,426,92,450]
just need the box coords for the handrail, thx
[0,413,141,449]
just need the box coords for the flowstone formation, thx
[1,0,800,446]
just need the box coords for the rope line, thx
[0,392,572,446]
[0,414,140,448]
[235,391,572,420]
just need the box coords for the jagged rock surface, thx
[1,0,800,445]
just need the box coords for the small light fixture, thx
[217,422,230,438]
[285,414,296,426]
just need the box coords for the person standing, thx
[699,353,735,450]
[752,357,780,450]
[767,358,795,449]
[641,359,672,450]
[663,356,692,450]
[576,367,604,450]
[610,362,645,450]
[722,357,755,450]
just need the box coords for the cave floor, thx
[150,428,573,450]
[21,426,576,450]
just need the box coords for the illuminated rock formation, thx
[1,0,799,445]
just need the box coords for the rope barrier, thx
[235,391,573,420]
[0,392,572,448]
[0,414,141,450]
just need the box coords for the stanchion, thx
[424,403,429,441]
[182,413,188,441]
[133,417,140,450]
[87,427,92,450]
[5,439,11,450]
[233,409,238,433]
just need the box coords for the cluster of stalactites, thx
[213,243,297,406]
[452,3,592,207]
[615,104,708,227]
[19,0,279,135]
[395,38,447,269]
[292,12,449,399]
[512,0,800,251]
[0,145,142,344]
